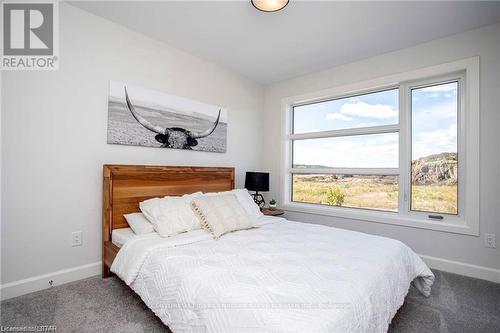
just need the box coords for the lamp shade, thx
[245,172,269,192]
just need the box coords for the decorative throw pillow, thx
[204,189,263,219]
[139,192,202,237]
[191,194,258,239]
[123,212,155,234]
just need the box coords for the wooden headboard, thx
[102,164,234,277]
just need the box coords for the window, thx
[291,89,399,212]
[282,57,479,235]
[411,81,458,215]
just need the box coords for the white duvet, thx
[111,216,434,333]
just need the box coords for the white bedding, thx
[111,228,137,248]
[111,216,434,333]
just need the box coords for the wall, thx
[1,3,264,291]
[1,4,498,300]
[263,23,500,274]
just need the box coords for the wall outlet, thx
[484,233,496,248]
[71,231,83,247]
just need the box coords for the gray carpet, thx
[1,270,499,332]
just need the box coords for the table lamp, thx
[245,172,269,208]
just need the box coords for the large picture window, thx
[291,88,399,212]
[282,58,479,235]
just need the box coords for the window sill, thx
[282,202,479,236]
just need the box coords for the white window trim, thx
[401,74,465,223]
[280,57,479,236]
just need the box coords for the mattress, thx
[112,228,136,248]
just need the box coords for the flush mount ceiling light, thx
[251,0,289,12]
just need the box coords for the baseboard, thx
[420,254,500,284]
[1,255,498,301]
[0,262,101,301]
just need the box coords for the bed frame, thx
[102,164,235,278]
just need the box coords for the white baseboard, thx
[1,255,498,301]
[0,262,101,301]
[420,254,500,284]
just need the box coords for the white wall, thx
[1,4,264,286]
[263,23,500,272]
[1,3,499,299]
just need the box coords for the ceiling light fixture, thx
[251,0,289,12]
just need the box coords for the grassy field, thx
[411,185,457,214]
[292,175,457,214]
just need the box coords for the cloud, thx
[355,122,378,128]
[413,123,457,159]
[418,83,457,99]
[420,83,457,93]
[415,101,457,119]
[325,113,353,121]
[417,123,457,145]
[339,101,397,119]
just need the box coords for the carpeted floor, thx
[1,270,499,332]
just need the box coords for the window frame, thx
[280,57,479,236]
[402,74,464,221]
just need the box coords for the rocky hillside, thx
[412,152,457,185]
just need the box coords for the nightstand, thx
[261,208,285,216]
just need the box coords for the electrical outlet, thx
[484,233,496,248]
[71,231,83,247]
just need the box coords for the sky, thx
[411,82,458,160]
[293,82,458,168]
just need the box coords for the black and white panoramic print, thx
[107,81,227,153]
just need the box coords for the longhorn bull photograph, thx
[107,81,227,152]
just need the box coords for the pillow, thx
[204,189,263,219]
[232,189,264,219]
[191,194,258,239]
[124,212,155,235]
[139,192,202,237]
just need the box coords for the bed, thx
[102,165,434,333]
